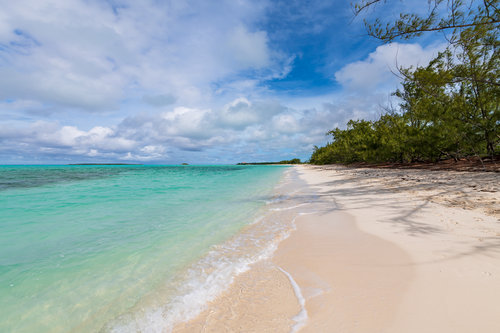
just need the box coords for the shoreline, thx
[105,167,298,333]
[174,164,500,332]
[273,211,413,332]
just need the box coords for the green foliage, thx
[311,1,499,165]
[280,158,302,164]
[310,24,499,165]
[237,158,302,165]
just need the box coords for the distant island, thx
[68,163,144,165]
[237,159,301,165]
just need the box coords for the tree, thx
[453,24,500,155]
[309,1,499,165]
[355,0,499,157]
[353,0,500,43]
[394,23,499,157]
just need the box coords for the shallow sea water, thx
[0,165,290,332]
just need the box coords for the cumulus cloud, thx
[217,98,285,129]
[1,96,358,163]
[0,121,135,154]
[0,0,287,111]
[335,42,447,92]
[0,0,453,164]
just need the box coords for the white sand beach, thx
[175,165,500,332]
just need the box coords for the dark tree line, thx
[237,159,301,165]
[310,0,499,165]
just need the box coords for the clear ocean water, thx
[0,165,288,332]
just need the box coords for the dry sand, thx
[174,165,500,332]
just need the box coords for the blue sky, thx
[0,0,447,164]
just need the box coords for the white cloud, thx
[0,1,454,164]
[217,98,285,129]
[218,98,259,129]
[0,0,288,111]
[226,26,270,68]
[335,42,447,92]
[271,113,301,134]
[0,120,137,159]
[0,95,359,162]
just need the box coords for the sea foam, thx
[107,168,311,332]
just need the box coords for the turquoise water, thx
[0,165,287,332]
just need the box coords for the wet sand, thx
[174,165,500,332]
[273,211,413,332]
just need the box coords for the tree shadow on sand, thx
[302,168,500,265]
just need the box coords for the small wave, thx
[270,202,310,211]
[277,266,307,332]
[107,166,306,333]
[108,217,296,333]
[249,215,265,225]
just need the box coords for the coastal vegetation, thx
[237,159,302,165]
[310,0,499,165]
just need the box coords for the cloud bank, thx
[0,1,447,163]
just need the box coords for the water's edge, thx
[0,165,290,332]
[107,167,306,332]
